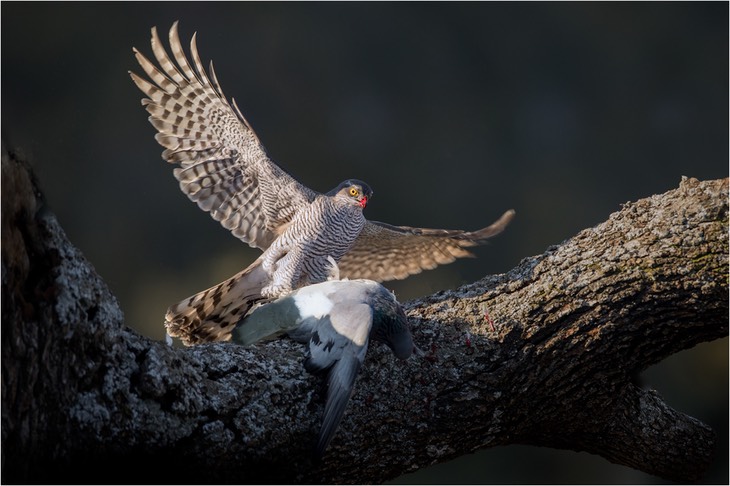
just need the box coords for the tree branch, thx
[2,144,727,483]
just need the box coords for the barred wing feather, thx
[129,21,317,250]
[337,209,516,281]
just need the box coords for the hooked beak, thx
[359,196,368,209]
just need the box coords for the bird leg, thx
[261,251,298,298]
[261,243,287,276]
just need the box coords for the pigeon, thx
[230,278,413,457]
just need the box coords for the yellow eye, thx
[349,187,359,197]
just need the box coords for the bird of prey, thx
[230,278,413,457]
[129,22,515,346]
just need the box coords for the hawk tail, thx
[165,258,270,345]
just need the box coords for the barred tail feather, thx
[165,257,270,345]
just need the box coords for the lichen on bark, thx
[2,145,727,484]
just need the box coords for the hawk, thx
[129,22,515,345]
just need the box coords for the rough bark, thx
[2,144,727,484]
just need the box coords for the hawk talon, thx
[325,256,340,281]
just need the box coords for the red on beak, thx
[359,196,368,208]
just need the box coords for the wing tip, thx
[466,208,516,242]
[502,208,517,222]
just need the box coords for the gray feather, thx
[230,294,301,345]
[297,303,371,458]
[316,352,362,458]
[305,303,371,372]
[229,279,413,458]
[369,289,414,360]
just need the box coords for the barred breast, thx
[298,197,366,280]
[261,196,366,296]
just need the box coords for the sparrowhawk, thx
[129,22,515,345]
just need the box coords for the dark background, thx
[2,2,727,483]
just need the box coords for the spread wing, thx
[129,22,318,250]
[338,209,516,281]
